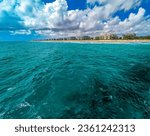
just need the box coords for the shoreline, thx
[36,39,150,43]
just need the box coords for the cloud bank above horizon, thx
[0,0,150,40]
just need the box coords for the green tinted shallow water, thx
[0,42,150,119]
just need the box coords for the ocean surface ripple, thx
[0,42,150,119]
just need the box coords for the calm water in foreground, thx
[0,42,150,119]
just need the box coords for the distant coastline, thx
[36,39,150,43]
[34,33,150,43]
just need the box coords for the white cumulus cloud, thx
[0,0,149,38]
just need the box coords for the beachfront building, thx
[95,33,118,40]
[67,37,77,40]
[79,36,91,40]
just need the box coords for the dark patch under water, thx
[0,42,150,119]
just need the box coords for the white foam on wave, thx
[7,88,13,91]
[19,101,31,108]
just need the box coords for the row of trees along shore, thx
[122,33,150,40]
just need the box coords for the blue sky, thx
[0,0,150,41]
[42,0,87,10]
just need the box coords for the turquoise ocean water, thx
[0,42,150,119]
